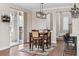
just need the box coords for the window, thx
[63,16,69,32]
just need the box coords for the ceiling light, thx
[71,3,79,18]
[36,3,47,19]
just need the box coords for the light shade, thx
[36,3,47,19]
[36,11,47,19]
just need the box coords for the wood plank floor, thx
[0,38,76,56]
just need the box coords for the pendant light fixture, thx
[36,3,47,19]
[71,3,79,18]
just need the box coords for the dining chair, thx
[48,31,51,47]
[43,29,51,48]
[43,33,49,48]
[63,33,77,55]
[63,33,75,50]
[31,30,42,51]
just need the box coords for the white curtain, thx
[56,12,71,36]
[10,12,18,43]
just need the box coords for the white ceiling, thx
[13,3,73,10]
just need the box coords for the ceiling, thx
[13,3,73,10]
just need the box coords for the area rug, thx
[20,44,55,56]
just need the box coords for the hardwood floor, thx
[0,38,76,56]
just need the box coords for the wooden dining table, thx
[29,32,50,52]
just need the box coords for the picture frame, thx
[1,15,10,22]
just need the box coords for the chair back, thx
[66,33,70,38]
[32,30,39,38]
[63,35,67,43]
[48,31,51,38]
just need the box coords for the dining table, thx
[29,32,50,52]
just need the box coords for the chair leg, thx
[46,43,48,49]
[42,40,44,52]
[32,42,34,51]
[38,40,40,50]
[35,40,37,48]
[38,44,39,51]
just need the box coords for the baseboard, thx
[0,43,19,50]
[10,43,19,48]
[57,36,63,41]
[0,46,10,50]
[24,42,29,44]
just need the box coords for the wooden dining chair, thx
[42,29,49,48]
[48,31,51,47]
[43,33,49,48]
[31,30,42,51]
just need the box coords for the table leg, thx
[42,39,45,52]
[29,33,31,50]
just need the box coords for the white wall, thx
[0,11,10,50]
[32,11,51,30]
[24,11,32,42]
[24,12,27,43]
[72,18,79,34]
[32,12,46,30]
